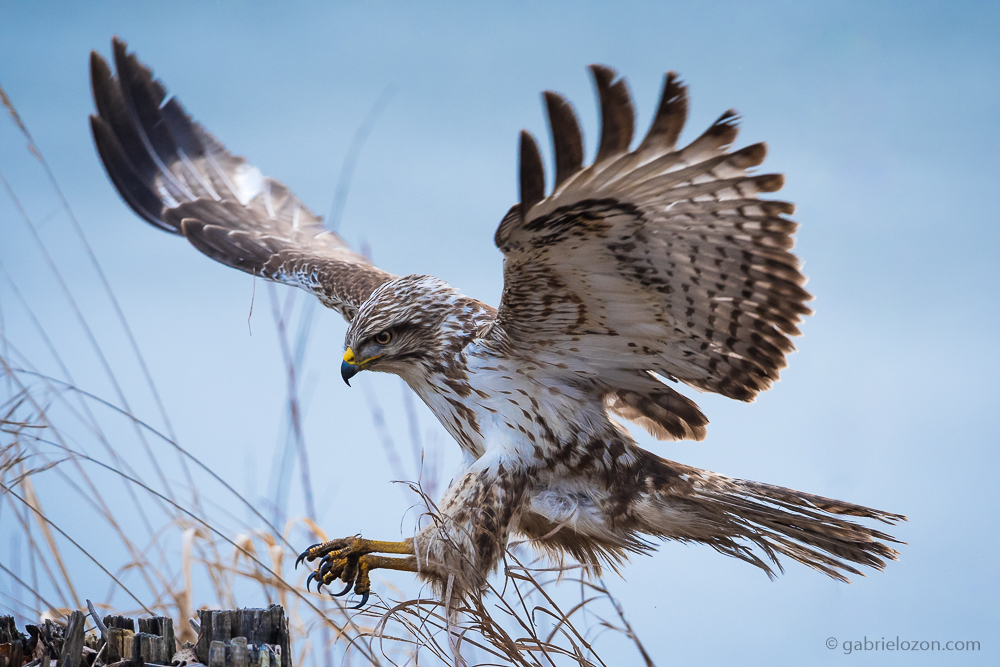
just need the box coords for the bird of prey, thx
[89,38,904,608]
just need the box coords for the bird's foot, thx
[296,536,416,608]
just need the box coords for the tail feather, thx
[520,452,904,584]
[644,460,906,583]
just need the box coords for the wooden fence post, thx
[0,617,25,667]
[194,606,290,667]
[1,605,290,667]
[58,612,85,667]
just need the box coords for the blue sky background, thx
[1,1,998,665]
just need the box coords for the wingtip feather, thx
[543,91,584,189]
[519,130,545,214]
[589,64,635,163]
[89,113,173,232]
[638,70,689,152]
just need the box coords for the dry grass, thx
[0,83,653,667]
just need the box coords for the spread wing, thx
[89,38,394,321]
[490,66,812,440]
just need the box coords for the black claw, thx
[296,543,321,569]
[331,581,353,597]
[305,572,317,592]
[350,590,370,609]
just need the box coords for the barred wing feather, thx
[89,37,393,321]
[492,66,812,431]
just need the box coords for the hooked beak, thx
[341,348,360,386]
[341,347,382,386]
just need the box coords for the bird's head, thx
[341,274,470,385]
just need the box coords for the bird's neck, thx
[392,296,497,457]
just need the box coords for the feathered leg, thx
[412,456,532,600]
[297,457,532,606]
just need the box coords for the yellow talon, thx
[298,536,417,608]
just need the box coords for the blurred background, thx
[1,1,997,665]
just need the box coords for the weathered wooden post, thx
[195,606,290,667]
[58,612,86,667]
[103,615,135,664]
[0,617,25,667]
[229,637,248,667]
[2,605,290,667]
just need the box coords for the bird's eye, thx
[374,331,392,345]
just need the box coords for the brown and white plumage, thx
[89,38,393,321]
[91,39,904,602]
[495,68,809,409]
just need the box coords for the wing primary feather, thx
[107,41,251,205]
[91,38,396,321]
[589,64,635,163]
[157,97,224,201]
[543,91,584,189]
[519,130,545,214]
[90,51,163,190]
[111,38,199,203]
[89,115,173,231]
[637,71,688,153]
[681,109,741,160]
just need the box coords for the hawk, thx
[89,38,904,607]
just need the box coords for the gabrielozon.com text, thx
[827,636,980,654]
